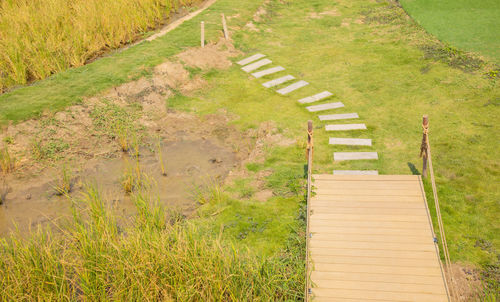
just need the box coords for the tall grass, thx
[0,0,201,92]
[0,185,304,300]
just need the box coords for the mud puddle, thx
[0,138,236,237]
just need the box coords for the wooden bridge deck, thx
[307,174,449,302]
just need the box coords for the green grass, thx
[0,0,499,298]
[400,0,500,63]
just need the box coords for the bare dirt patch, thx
[0,39,251,236]
[177,40,241,70]
[447,263,486,301]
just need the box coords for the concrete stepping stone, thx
[329,138,372,146]
[318,113,359,121]
[262,75,295,88]
[334,152,378,161]
[242,59,272,73]
[298,91,333,104]
[252,66,285,78]
[237,54,266,66]
[306,102,344,112]
[325,124,367,131]
[333,170,379,175]
[277,80,309,95]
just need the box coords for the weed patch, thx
[420,44,484,72]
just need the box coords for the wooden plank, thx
[309,240,435,252]
[313,179,421,186]
[312,279,446,294]
[310,206,427,216]
[310,220,430,230]
[309,247,437,260]
[307,102,344,112]
[311,271,445,285]
[314,189,422,196]
[334,152,378,161]
[311,288,448,302]
[311,255,441,268]
[309,224,431,237]
[277,80,309,94]
[311,213,428,223]
[310,200,425,209]
[310,262,441,276]
[326,124,367,131]
[309,233,433,244]
[318,113,359,121]
[312,174,419,181]
[237,53,265,65]
[262,75,295,88]
[298,91,333,104]
[311,195,423,202]
[309,226,432,236]
[251,66,285,78]
[241,58,272,72]
[329,137,372,146]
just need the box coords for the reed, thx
[0,185,304,300]
[53,165,72,196]
[0,146,15,173]
[0,0,201,92]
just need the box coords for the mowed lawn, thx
[400,0,500,63]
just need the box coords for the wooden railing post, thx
[420,115,429,178]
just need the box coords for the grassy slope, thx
[400,0,500,63]
[175,0,499,272]
[0,0,498,293]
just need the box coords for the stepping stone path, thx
[325,124,366,131]
[237,54,266,65]
[334,152,378,161]
[237,54,380,175]
[333,170,379,175]
[306,102,344,112]
[252,66,285,78]
[319,113,359,121]
[277,80,309,95]
[263,75,295,88]
[298,91,333,104]
[241,59,272,73]
[329,138,372,146]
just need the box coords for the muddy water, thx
[0,138,236,237]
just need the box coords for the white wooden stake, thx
[222,14,229,40]
[201,21,205,48]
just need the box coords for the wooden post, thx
[201,21,205,48]
[420,115,429,178]
[307,120,313,162]
[222,14,229,40]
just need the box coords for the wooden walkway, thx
[307,174,449,302]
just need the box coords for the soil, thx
[447,263,486,301]
[0,39,285,237]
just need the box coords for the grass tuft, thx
[0,146,15,173]
[53,165,73,196]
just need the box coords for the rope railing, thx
[305,120,313,302]
[420,115,456,301]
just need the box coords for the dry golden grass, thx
[0,0,201,92]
